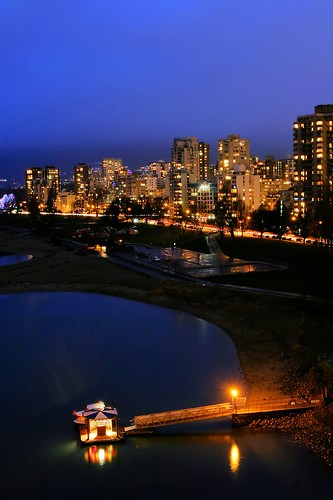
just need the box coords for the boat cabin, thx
[73,401,123,444]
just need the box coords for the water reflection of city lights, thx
[84,445,116,465]
[229,443,240,473]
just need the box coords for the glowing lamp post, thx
[231,389,238,412]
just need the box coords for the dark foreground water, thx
[0,292,332,499]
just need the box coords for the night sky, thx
[1,0,333,181]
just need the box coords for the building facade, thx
[74,163,91,197]
[44,166,61,193]
[217,134,250,176]
[101,158,124,188]
[195,182,217,215]
[165,166,189,218]
[25,166,60,210]
[198,142,211,181]
[25,168,44,200]
[233,166,260,213]
[171,137,200,182]
[293,104,333,215]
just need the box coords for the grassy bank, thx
[123,224,333,298]
[124,223,209,253]
[208,235,333,298]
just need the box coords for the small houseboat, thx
[73,401,124,444]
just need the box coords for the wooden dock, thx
[124,398,321,433]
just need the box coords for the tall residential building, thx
[198,142,211,180]
[74,163,91,197]
[216,164,260,215]
[25,168,44,200]
[195,182,217,214]
[233,166,260,213]
[25,166,61,210]
[101,158,124,187]
[260,178,293,211]
[293,104,333,215]
[217,134,250,176]
[56,191,76,213]
[44,166,61,194]
[171,137,200,182]
[148,160,168,179]
[127,172,147,198]
[165,166,189,217]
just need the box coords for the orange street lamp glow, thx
[231,389,238,412]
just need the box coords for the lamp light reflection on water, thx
[84,445,116,465]
[98,448,106,465]
[229,443,240,473]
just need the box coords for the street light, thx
[231,389,238,412]
[318,220,323,243]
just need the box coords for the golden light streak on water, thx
[229,443,240,473]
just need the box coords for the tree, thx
[292,210,313,243]
[271,199,289,239]
[0,193,16,213]
[142,199,153,222]
[234,198,246,235]
[27,197,40,223]
[46,186,57,213]
[104,198,120,223]
[214,191,244,239]
[91,188,105,217]
[314,201,333,247]
[251,207,272,237]
[181,208,191,229]
[118,200,140,220]
[150,197,166,223]
[310,355,333,399]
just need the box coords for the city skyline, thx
[1,0,333,180]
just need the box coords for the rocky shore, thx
[246,403,333,466]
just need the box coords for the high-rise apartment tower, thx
[44,166,61,194]
[74,163,91,197]
[293,104,333,215]
[25,168,44,200]
[171,137,200,181]
[198,142,211,180]
[217,134,250,176]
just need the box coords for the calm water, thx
[0,254,32,266]
[0,292,332,500]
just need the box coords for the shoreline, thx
[1,227,332,403]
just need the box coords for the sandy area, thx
[1,226,331,403]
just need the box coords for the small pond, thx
[0,254,32,266]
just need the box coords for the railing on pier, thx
[124,397,321,433]
[234,398,320,415]
[128,402,232,431]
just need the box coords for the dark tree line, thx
[104,197,167,224]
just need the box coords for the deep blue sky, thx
[1,0,333,181]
